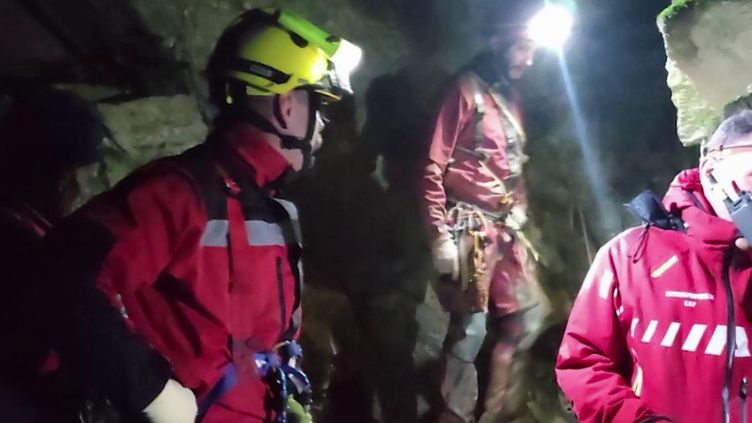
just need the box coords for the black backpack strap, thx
[205,134,304,342]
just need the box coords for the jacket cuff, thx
[130,351,173,414]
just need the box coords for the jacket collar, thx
[211,122,291,190]
[662,168,739,248]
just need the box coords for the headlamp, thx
[327,39,363,96]
[527,5,574,49]
[275,9,363,99]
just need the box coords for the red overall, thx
[419,72,543,422]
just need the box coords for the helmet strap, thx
[220,82,318,171]
[272,95,288,129]
[278,89,318,170]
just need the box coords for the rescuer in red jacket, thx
[0,86,112,423]
[37,9,362,423]
[557,110,752,423]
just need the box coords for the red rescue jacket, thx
[40,123,302,422]
[556,169,752,423]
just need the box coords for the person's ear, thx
[273,93,294,129]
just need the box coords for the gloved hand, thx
[286,398,313,423]
[431,234,459,279]
[143,379,197,423]
[505,204,528,231]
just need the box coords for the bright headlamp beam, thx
[528,5,574,49]
[331,40,363,74]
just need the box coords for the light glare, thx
[331,40,363,74]
[528,5,574,49]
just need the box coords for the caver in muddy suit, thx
[419,65,549,422]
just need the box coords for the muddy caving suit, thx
[421,72,546,422]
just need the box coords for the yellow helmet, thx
[207,8,362,103]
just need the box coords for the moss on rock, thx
[659,0,752,146]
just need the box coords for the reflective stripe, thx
[201,220,229,247]
[665,291,714,301]
[630,318,639,338]
[706,325,727,356]
[246,220,297,246]
[598,270,614,300]
[706,326,752,357]
[682,324,708,352]
[737,327,751,358]
[641,320,658,343]
[651,254,679,278]
[660,322,681,347]
[632,365,644,397]
[203,219,300,247]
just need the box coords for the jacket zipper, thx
[723,250,735,423]
[742,376,749,423]
[276,257,287,339]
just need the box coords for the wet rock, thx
[659,0,752,145]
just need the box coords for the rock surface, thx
[659,0,752,145]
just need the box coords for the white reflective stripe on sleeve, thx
[598,270,614,300]
[632,365,644,397]
[581,273,594,292]
[630,318,639,338]
[201,220,229,247]
[246,220,297,246]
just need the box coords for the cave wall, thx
[659,0,752,146]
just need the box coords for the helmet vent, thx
[289,32,309,48]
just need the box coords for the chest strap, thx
[451,75,527,207]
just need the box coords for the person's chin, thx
[311,137,323,152]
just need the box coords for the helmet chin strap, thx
[221,83,318,171]
[276,91,317,171]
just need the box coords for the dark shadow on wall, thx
[288,63,451,422]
